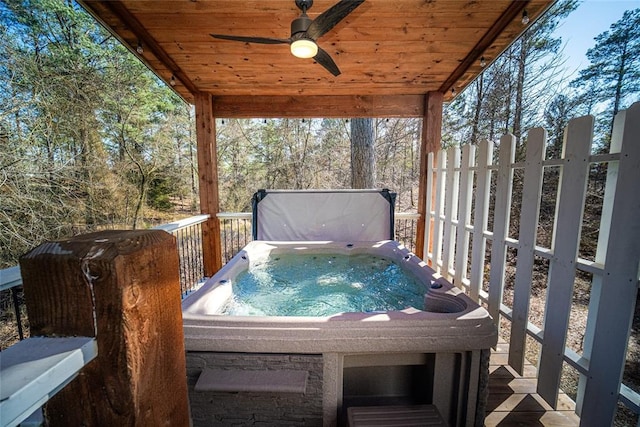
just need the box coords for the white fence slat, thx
[454,145,475,289]
[579,102,640,425]
[423,152,436,262]
[488,134,516,330]
[508,128,547,374]
[432,150,447,271]
[441,147,460,280]
[469,140,493,302]
[576,109,625,416]
[537,115,594,408]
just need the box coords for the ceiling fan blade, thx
[314,47,341,76]
[306,0,365,40]
[211,34,291,45]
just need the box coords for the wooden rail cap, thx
[0,337,97,427]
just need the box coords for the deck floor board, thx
[485,340,580,427]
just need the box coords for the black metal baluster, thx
[11,286,24,341]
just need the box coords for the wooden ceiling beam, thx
[200,87,436,97]
[212,95,425,118]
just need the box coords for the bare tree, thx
[350,118,375,188]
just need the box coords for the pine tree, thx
[442,0,577,156]
[570,9,640,139]
[544,94,578,159]
[0,0,193,264]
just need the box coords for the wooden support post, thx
[19,230,190,427]
[416,91,443,260]
[195,92,223,275]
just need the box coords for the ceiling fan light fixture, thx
[211,0,364,76]
[291,39,318,58]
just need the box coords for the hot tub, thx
[182,240,497,427]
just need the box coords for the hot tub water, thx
[223,253,425,316]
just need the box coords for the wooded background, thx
[1,0,639,268]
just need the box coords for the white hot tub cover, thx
[251,189,396,241]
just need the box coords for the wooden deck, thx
[485,341,580,426]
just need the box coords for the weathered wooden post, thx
[19,230,190,426]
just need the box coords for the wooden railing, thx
[394,212,420,253]
[423,102,640,425]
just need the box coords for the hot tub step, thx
[347,404,446,427]
[194,368,308,393]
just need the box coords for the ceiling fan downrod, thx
[295,0,313,13]
[292,0,313,35]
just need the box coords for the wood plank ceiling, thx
[78,0,554,117]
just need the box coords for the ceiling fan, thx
[210,0,365,76]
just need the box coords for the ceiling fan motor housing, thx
[291,14,312,36]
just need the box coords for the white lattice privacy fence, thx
[423,102,640,425]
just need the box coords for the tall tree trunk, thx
[504,46,514,135]
[79,127,95,229]
[514,38,528,161]
[188,109,198,210]
[514,38,527,142]
[471,74,484,144]
[132,172,147,230]
[122,137,149,230]
[350,118,375,188]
